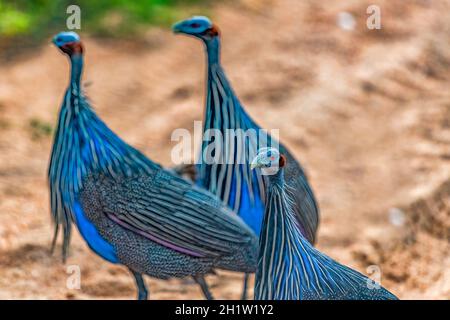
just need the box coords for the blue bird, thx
[173,16,320,298]
[48,31,258,299]
[251,148,398,300]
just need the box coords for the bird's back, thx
[78,170,258,276]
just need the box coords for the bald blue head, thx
[53,31,83,56]
[172,16,219,40]
[53,31,80,47]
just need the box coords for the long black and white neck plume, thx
[48,31,158,260]
[251,148,398,300]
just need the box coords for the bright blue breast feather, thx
[73,201,118,263]
[228,169,264,235]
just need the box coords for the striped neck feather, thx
[197,42,268,214]
[255,172,390,300]
[204,37,259,132]
[48,55,158,256]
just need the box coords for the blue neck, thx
[205,37,221,66]
[259,167,289,262]
[49,50,159,259]
[70,54,83,92]
[267,168,285,187]
[255,168,305,299]
[203,36,260,132]
[255,166,398,300]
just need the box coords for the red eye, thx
[190,23,201,28]
[270,156,275,160]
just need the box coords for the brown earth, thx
[0,0,449,299]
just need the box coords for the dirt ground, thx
[0,0,449,299]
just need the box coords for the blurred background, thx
[0,0,449,299]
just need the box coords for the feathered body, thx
[48,53,156,259]
[253,151,398,300]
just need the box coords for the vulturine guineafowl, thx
[173,16,320,299]
[251,148,398,300]
[48,31,258,300]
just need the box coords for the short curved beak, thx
[250,157,261,170]
[172,21,184,34]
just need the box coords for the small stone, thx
[388,208,406,227]
[337,12,356,31]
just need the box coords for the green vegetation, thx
[0,119,10,130]
[29,118,53,140]
[0,0,211,40]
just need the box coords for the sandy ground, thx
[0,0,449,299]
